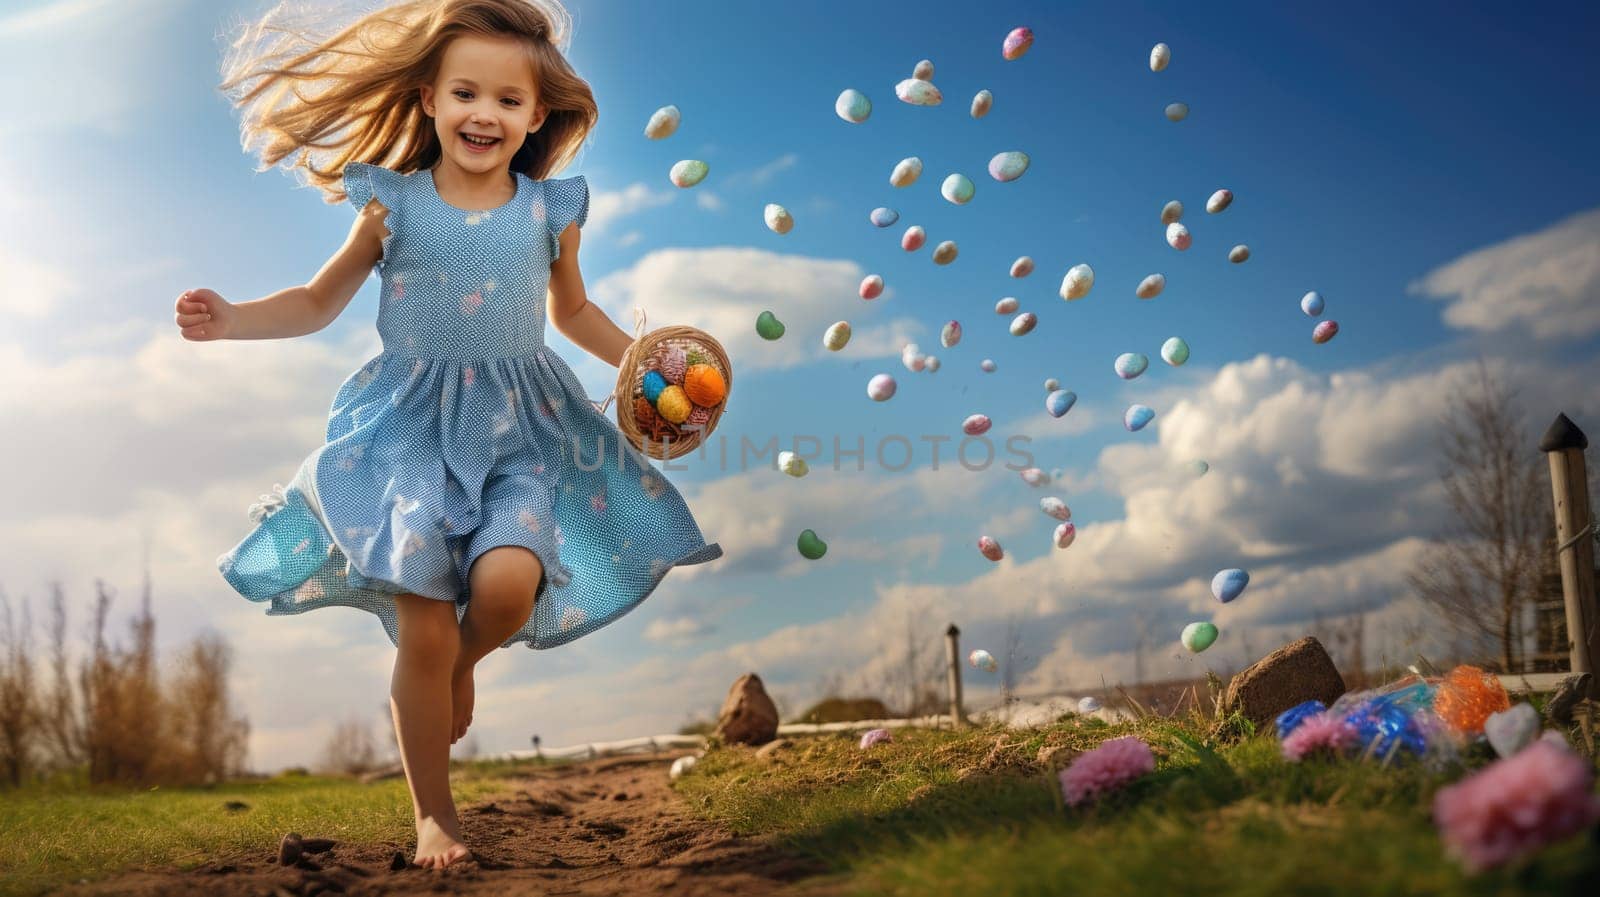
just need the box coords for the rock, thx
[712,673,780,745]
[222,800,250,812]
[388,850,407,872]
[1221,637,1345,727]
[755,738,790,760]
[300,838,336,854]
[1543,672,1592,725]
[277,832,304,866]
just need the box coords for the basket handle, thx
[593,306,649,417]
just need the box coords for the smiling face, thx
[420,34,548,171]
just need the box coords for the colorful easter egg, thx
[971,89,993,119]
[656,385,691,424]
[1312,320,1340,344]
[1124,404,1155,431]
[778,451,809,478]
[823,321,851,351]
[755,310,785,340]
[895,78,942,106]
[1078,696,1101,713]
[1165,102,1189,121]
[995,296,1020,314]
[654,344,688,384]
[1181,622,1219,653]
[1020,467,1049,487]
[941,320,962,348]
[1161,200,1184,225]
[980,359,997,373]
[1207,189,1233,214]
[797,529,828,560]
[763,203,794,234]
[1060,263,1095,300]
[641,369,667,404]
[835,88,871,123]
[890,156,923,187]
[683,364,726,406]
[924,355,941,372]
[1211,568,1249,603]
[941,173,975,204]
[1301,290,1325,316]
[1044,378,1060,392]
[859,728,892,749]
[1229,244,1250,263]
[1150,42,1171,72]
[913,59,935,80]
[1166,222,1191,251]
[1136,274,1166,299]
[1046,389,1077,417]
[867,373,897,401]
[963,414,992,436]
[870,207,899,228]
[988,151,1030,182]
[978,535,1004,561]
[1011,256,1034,278]
[901,225,926,251]
[669,159,708,187]
[1040,497,1071,521]
[1190,459,1210,477]
[1054,522,1076,549]
[1010,311,1037,336]
[644,104,680,139]
[932,241,959,265]
[969,649,998,672]
[859,274,884,300]
[1002,26,1034,60]
[1114,352,1149,379]
[1161,337,1189,366]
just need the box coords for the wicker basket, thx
[598,308,732,460]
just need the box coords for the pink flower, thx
[1432,735,1600,871]
[1057,736,1155,807]
[1281,712,1360,762]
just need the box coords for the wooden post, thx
[945,623,966,728]
[1539,413,1598,694]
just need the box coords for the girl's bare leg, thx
[451,546,542,742]
[391,592,470,869]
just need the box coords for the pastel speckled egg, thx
[1040,496,1070,521]
[971,89,993,119]
[1060,263,1094,300]
[823,321,851,351]
[1161,200,1184,225]
[932,241,959,265]
[1207,189,1233,214]
[901,225,926,251]
[1079,696,1102,713]
[1211,568,1249,603]
[669,754,697,779]
[924,356,941,372]
[797,529,828,560]
[1114,352,1149,379]
[969,649,997,672]
[1165,102,1189,121]
[1136,274,1166,299]
[870,207,899,228]
[859,274,884,300]
[1002,26,1033,60]
[1011,256,1034,278]
[1054,522,1076,549]
[962,414,992,436]
[835,89,871,123]
[669,159,708,188]
[1166,222,1191,250]
[1229,244,1250,264]
[941,320,962,348]
[1161,337,1189,366]
[764,203,794,234]
[1181,622,1218,653]
[1020,467,1049,487]
[644,104,680,139]
[902,343,926,372]
[978,536,1004,561]
[980,358,997,373]
[1150,42,1171,72]
[1313,320,1340,344]
[867,373,897,401]
[1009,311,1037,336]
[859,728,892,750]
[913,59,935,81]
[1043,378,1060,392]
[755,310,785,340]
[890,156,923,187]
[941,173,975,204]
[995,296,1020,314]
[1045,389,1077,417]
[988,151,1030,182]
[895,78,942,106]
[1124,403,1155,431]
[641,369,668,404]
[1301,290,1325,317]
[778,451,809,478]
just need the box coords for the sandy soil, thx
[54,752,847,897]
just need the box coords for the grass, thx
[672,710,1600,897]
[0,759,550,897]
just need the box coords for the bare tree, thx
[1131,606,1156,686]
[320,715,379,775]
[165,633,251,783]
[0,591,37,786]
[1408,362,1548,673]
[43,585,83,768]
[999,613,1025,709]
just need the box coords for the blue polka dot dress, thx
[216,162,723,649]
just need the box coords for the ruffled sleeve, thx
[543,175,589,262]
[341,161,404,216]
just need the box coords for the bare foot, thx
[450,663,475,744]
[414,815,470,869]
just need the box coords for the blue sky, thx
[2,0,1598,769]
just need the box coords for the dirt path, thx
[58,752,847,896]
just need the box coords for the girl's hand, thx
[175,288,235,341]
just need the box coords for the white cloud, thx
[695,191,724,212]
[718,153,797,189]
[642,615,715,644]
[586,181,675,236]
[1410,206,1600,340]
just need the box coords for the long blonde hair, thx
[220,0,598,201]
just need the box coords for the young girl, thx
[178,0,722,868]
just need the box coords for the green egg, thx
[756,310,786,340]
[797,529,827,560]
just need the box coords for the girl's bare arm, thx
[546,223,633,367]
